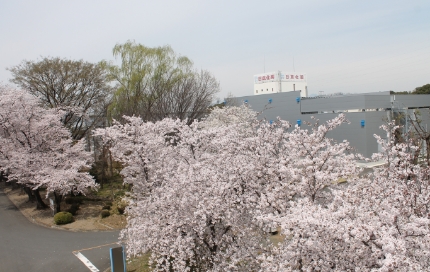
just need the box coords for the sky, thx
[1,0,429,99]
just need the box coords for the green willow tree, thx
[101,41,220,124]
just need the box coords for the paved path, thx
[0,185,120,272]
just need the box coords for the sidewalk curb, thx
[1,184,117,233]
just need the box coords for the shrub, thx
[102,205,111,210]
[101,209,110,218]
[114,190,126,199]
[117,206,125,214]
[54,212,74,225]
[109,200,128,215]
[105,201,113,206]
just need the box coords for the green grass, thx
[127,252,152,272]
[93,181,129,200]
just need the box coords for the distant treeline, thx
[391,83,430,94]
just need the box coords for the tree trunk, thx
[109,148,113,180]
[101,145,108,189]
[33,188,48,210]
[0,171,6,182]
[23,186,35,202]
[53,192,62,214]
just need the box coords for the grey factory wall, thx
[394,95,430,108]
[294,112,387,158]
[232,92,430,158]
[301,95,364,112]
[232,92,413,158]
[238,91,302,122]
[301,92,391,113]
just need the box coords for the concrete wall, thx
[280,81,307,97]
[253,81,307,97]
[254,81,279,95]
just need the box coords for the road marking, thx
[74,242,120,253]
[73,251,99,272]
[72,242,121,272]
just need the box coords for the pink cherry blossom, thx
[0,86,97,209]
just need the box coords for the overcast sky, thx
[1,0,429,99]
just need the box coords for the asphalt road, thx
[0,184,120,272]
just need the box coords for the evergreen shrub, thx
[54,212,74,225]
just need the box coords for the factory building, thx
[253,71,308,97]
[232,91,430,158]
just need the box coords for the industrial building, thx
[254,71,308,97]
[232,91,430,158]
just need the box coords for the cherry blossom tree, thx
[251,113,359,225]
[201,104,257,128]
[96,115,269,271]
[260,122,430,271]
[0,86,97,211]
[96,104,364,270]
[286,115,358,202]
[96,99,430,271]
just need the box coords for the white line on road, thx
[73,251,99,272]
[72,242,120,272]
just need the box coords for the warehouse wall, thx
[232,92,430,158]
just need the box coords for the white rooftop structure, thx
[253,71,308,97]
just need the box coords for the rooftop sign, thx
[254,72,306,84]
